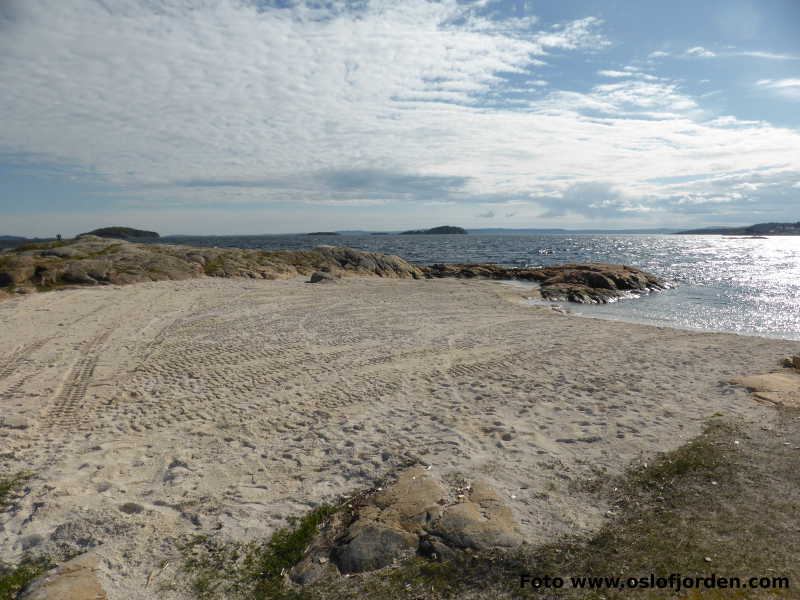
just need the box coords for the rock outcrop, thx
[18,553,108,600]
[0,237,424,295]
[421,262,666,303]
[0,237,663,305]
[290,467,521,583]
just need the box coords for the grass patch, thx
[12,241,65,253]
[0,472,32,511]
[0,556,53,600]
[180,505,337,599]
[203,256,227,276]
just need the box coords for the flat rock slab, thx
[19,553,107,600]
[733,371,800,408]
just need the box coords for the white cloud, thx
[1,0,800,228]
[0,0,608,193]
[534,17,610,51]
[648,50,670,59]
[598,69,660,81]
[681,48,797,61]
[598,70,630,78]
[734,51,799,60]
[756,79,800,101]
[686,46,716,58]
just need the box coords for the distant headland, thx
[78,226,160,240]
[676,221,800,235]
[400,225,467,235]
[305,232,340,236]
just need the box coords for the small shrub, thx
[181,505,337,599]
[12,241,65,253]
[0,472,32,511]
[0,556,52,600]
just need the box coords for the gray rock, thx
[309,271,337,284]
[332,522,417,573]
[19,534,44,551]
[289,557,335,585]
[118,502,144,515]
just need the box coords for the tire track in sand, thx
[36,329,114,469]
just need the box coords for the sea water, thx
[158,234,800,342]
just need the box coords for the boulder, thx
[296,467,521,580]
[331,523,418,573]
[309,271,337,284]
[18,553,108,600]
[429,481,522,550]
[370,466,446,534]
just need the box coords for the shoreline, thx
[0,276,796,598]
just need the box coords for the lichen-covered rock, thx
[430,481,522,550]
[61,259,113,285]
[295,467,521,581]
[421,262,665,303]
[0,237,425,295]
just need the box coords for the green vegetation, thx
[0,556,53,600]
[401,225,467,235]
[87,243,123,257]
[180,504,337,599]
[78,226,159,240]
[11,240,65,253]
[0,471,32,511]
[203,256,227,276]
[0,472,48,600]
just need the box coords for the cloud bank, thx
[1,0,800,230]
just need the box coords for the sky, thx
[1,0,800,236]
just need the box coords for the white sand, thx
[0,276,795,598]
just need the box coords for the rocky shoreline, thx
[0,236,665,304]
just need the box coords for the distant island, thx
[401,225,467,235]
[78,226,160,240]
[676,221,800,236]
[306,232,339,236]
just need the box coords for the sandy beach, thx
[0,276,796,598]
